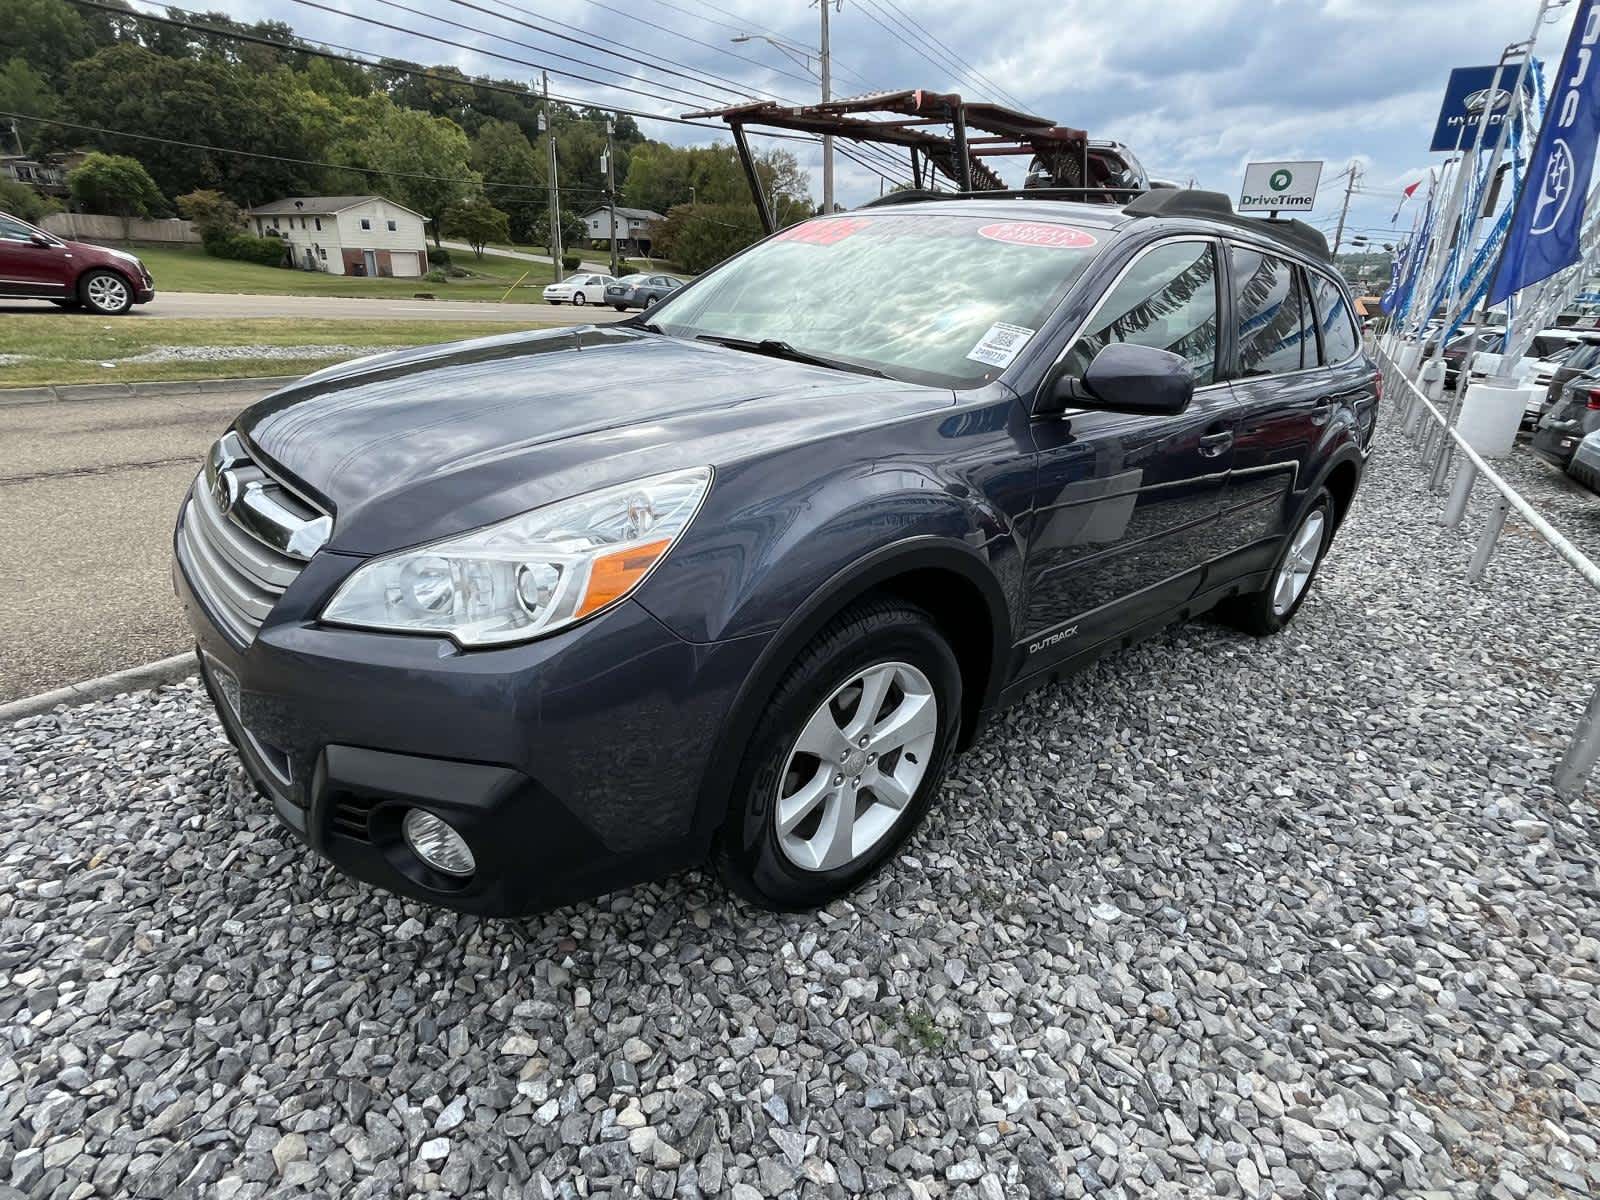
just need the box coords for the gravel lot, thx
[4,430,1600,1200]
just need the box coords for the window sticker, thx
[966,321,1036,368]
[978,222,1098,249]
[775,217,869,245]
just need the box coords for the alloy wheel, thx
[1272,508,1326,616]
[775,661,938,872]
[86,274,129,313]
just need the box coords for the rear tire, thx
[1217,489,1333,636]
[713,600,962,910]
[79,269,133,315]
[573,292,586,306]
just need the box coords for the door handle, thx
[1311,396,1334,426]
[1198,430,1233,457]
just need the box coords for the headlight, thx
[321,467,711,646]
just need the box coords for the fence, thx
[1377,342,1600,796]
[40,213,199,245]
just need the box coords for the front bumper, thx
[173,527,768,914]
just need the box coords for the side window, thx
[1062,240,1218,386]
[1232,247,1312,375]
[0,215,37,242]
[1308,271,1359,364]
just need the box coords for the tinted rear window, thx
[1308,273,1359,364]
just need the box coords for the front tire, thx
[613,304,628,312]
[1218,490,1333,636]
[80,270,133,315]
[714,600,962,910]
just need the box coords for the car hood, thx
[237,325,955,555]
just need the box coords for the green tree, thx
[0,176,61,223]
[472,119,544,243]
[0,0,91,82]
[67,151,165,237]
[176,188,243,240]
[356,100,477,245]
[64,45,328,203]
[650,202,765,273]
[444,197,510,257]
[0,58,56,153]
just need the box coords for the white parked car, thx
[542,273,615,306]
[1466,328,1600,421]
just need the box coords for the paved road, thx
[0,293,630,322]
[436,240,610,274]
[0,386,272,702]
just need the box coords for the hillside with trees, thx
[0,0,813,267]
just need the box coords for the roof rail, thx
[1122,189,1330,261]
[858,185,1146,211]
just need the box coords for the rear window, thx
[647,211,1107,388]
[1308,273,1359,364]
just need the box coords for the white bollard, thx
[1456,380,1525,459]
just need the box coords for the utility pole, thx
[818,0,834,214]
[1332,160,1360,256]
[605,119,619,279]
[542,72,563,284]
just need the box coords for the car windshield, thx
[1531,334,1579,358]
[645,211,1106,388]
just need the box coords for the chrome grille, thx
[177,431,330,644]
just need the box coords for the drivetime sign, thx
[1239,160,1323,212]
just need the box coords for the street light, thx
[732,11,835,213]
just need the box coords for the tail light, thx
[1374,372,1383,404]
[1586,387,1600,411]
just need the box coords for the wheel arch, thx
[690,536,1011,845]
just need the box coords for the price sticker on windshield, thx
[978,222,1098,249]
[966,322,1036,368]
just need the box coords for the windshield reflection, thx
[647,212,1106,388]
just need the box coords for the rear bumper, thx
[173,530,769,914]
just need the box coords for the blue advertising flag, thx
[1490,1,1600,306]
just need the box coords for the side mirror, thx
[28,234,55,248]
[1040,342,1195,417]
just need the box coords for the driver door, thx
[0,214,70,297]
[1021,237,1238,664]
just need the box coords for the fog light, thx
[402,809,476,877]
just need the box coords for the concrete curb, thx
[0,376,296,407]
[0,652,199,725]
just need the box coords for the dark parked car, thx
[0,210,155,314]
[173,189,1376,914]
[1541,341,1600,415]
[606,272,682,311]
[1531,368,1600,467]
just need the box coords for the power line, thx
[864,0,1028,111]
[428,0,911,180]
[61,0,911,189]
[0,109,582,193]
[489,0,821,92]
[638,0,878,92]
[289,0,725,110]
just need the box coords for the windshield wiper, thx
[695,334,886,378]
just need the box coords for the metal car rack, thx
[685,89,1135,234]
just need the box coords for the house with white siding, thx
[581,206,663,254]
[247,196,429,277]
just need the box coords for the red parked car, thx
[0,210,155,315]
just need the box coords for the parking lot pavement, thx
[0,387,270,701]
[5,437,1600,1199]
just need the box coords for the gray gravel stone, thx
[4,436,1600,1198]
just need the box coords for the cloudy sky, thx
[226,0,1576,247]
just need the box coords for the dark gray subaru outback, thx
[173,189,1377,914]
